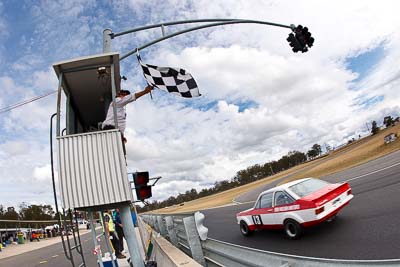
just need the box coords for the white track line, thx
[343,161,400,183]
[233,161,400,205]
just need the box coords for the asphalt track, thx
[202,150,400,260]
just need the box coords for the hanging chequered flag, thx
[137,52,201,98]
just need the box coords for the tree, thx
[383,116,394,128]
[307,149,318,159]
[325,144,332,152]
[311,144,322,156]
[20,204,55,220]
[371,120,379,135]
[3,206,19,222]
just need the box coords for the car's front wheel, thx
[240,221,254,236]
[284,219,302,239]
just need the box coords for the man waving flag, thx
[137,52,201,98]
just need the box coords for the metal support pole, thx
[89,212,104,267]
[120,205,145,267]
[56,73,63,137]
[120,19,293,60]
[110,62,118,130]
[161,25,166,36]
[103,29,112,53]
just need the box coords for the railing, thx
[142,212,206,266]
[141,213,400,267]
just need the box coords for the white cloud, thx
[33,164,52,182]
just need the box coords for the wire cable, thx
[0,90,57,114]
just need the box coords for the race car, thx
[236,177,354,239]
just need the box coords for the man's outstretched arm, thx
[134,85,153,100]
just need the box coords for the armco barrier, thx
[137,216,202,267]
[141,212,400,267]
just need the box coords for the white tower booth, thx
[53,52,145,267]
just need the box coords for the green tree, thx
[307,149,318,159]
[20,204,54,220]
[312,144,322,156]
[384,116,394,128]
[3,207,18,220]
[371,120,379,135]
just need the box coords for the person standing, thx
[104,210,125,259]
[102,85,153,144]
[113,208,125,252]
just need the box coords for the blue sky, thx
[346,43,385,83]
[1,0,400,208]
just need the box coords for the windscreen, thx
[289,179,330,198]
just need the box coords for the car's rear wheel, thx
[240,221,254,236]
[284,219,302,239]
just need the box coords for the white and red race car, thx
[236,178,354,239]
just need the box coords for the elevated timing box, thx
[53,53,133,210]
[53,53,121,132]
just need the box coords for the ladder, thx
[59,209,86,267]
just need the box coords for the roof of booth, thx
[53,52,121,129]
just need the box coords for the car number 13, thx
[252,215,263,225]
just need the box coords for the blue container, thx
[131,212,137,227]
[98,257,119,267]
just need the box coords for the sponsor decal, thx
[274,204,300,212]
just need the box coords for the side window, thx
[259,193,273,209]
[274,191,294,206]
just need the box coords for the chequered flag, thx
[137,52,201,98]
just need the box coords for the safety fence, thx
[141,212,400,267]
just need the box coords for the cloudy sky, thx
[0,0,399,208]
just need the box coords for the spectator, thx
[104,210,125,259]
[113,208,125,252]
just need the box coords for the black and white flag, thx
[137,53,201,98]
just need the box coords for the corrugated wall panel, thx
[57,130,132,210]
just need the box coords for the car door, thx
[254,192,274,228]
[272,190,297,224]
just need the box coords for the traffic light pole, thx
[120,205,145,267]
[106,18,294,61]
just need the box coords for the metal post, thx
[165,216,178,246]
[120,205,145,267]
[89,212,104,267]
[161,24,166,36]
[103,29,112,53]
[110,62,118,130]
[56,73,63,137]
[183,216,206,266]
